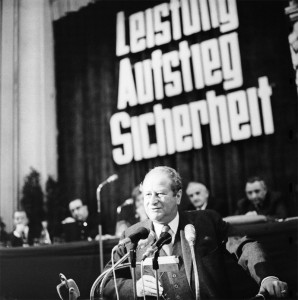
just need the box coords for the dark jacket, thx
[187,197,228,217]
[62,214,98,242]
[102,210,274,300]
[8,227,35,247]
[235,191,288,219]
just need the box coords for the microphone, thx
[184,224,200,300]
[97,174,118,190]
[185,224,196,246]
[56,273,80,300]
[137,230,156,249]
[142,231,172,260]
[118,227,150,247]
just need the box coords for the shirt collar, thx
[196,201,208,210]
[153,212,179,242]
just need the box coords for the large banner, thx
[54,0,297,227]
[111,0,274,165]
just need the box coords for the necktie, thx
[162,224,173,255]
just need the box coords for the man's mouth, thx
[149,207,162,211]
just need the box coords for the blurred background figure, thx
[115,185,147,237]
[39,220,52,245]
[61,198,98,242]
[8,210,51,247]
[8,210,32,247]
[235,176,288,220]
[0,216,8,247]
[185,181,228,217]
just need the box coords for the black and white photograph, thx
[0,0,297,299]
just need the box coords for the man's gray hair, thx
[142,166,182,195]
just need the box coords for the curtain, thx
[54,0,297,234]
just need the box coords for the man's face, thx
[69,199,88,221]
[186,183,209,209]
[245,181,267,206]
[142,170,181,224]
[13,211,28,226]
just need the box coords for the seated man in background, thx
[8,210,32,247]
[115,185,147,237]
[61,198,98,242]
[186,181,228,216]
[235,176,288,219]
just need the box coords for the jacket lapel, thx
[178,213,193,286]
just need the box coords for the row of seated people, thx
[186,176,288,219]
[115,175,288,236]
[0,175,289,247]
[0,199,97,247]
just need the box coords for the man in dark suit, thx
[235,176,288,219]
[61,198,98,242]
[185,181,228,217]
[102,167,288,299]
[8,210,33,247]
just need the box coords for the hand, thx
[15,223,26,236]
[136,275,163,297]
[245,211,257,216]
[61,217,75,224]
[259,277,288,298]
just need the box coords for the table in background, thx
[0,219,297,300]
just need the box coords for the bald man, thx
[186,182,210,210]
[186,182,227,216]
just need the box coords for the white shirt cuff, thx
[261,276,279,286]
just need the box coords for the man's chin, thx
[147,211,164,221]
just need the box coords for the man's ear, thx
[176,189,182,205]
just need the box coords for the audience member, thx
[8,210,33,247]
[102,166,288,299]
[235,176,288,219]
[61,198,98,242]
[185,181,228,216]
[115,185,147,237]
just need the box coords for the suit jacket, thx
[62,214,99,242]
[235,191,288,219]
[187,197,229,217]
[102,210,274,300]
[8,226,34,247]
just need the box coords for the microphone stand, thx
[189,244,199,300]
[152,250,160,300]
[130,244,137,300]
[96,185,104,274]
[91,251,130,300]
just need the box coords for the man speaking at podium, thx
[102,166,288,300]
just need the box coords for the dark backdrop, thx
[54,0,297,234]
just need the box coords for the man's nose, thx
[148,194,159,203]
[251,192,258,199]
